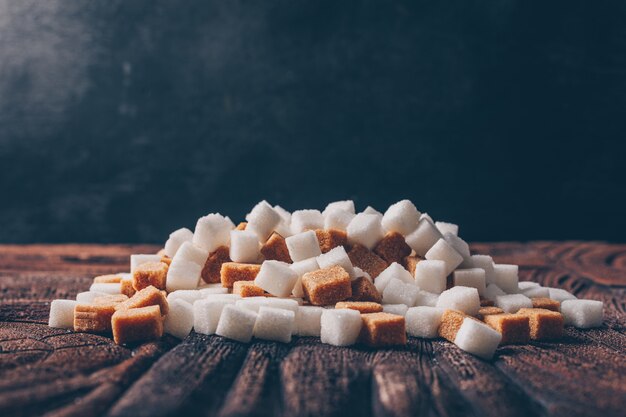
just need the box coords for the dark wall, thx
[1,0,625,244]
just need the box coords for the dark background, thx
[0,0,624,244]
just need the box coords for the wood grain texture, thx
[0,242,624,417]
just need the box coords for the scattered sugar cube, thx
[76,291,107,304]
[216,304,258,343]
[290,209,324,234]
[547,287,577,302]
[435,221,458,236]
[48,300,78,329]
[414,260,447,294]
[518,281,540,290]
[350,276,382,303]
[453,268,486,296]
[404,220,443,257]
[112,305,163,345]
[90,282,122,294]
[116,286,168,315]
[348,244,388,279]
[420,212,433,222]
[274,204,292,222]
[320,308,362,346]
[233,281,267,297]
[517,308,564,340]
[93,294,129,305]
[130,254,162,275]
[315,229,348,253]
[493,264,519,294]
[478,306,505,317]
[255,260,299,297]
[347,213,384,250]
[133,261,168,291]
[360,312,406,346]
[561,299,603,328]
[229,230,261,263]
[121,277,136,298]
[166,258,202,292]
[323,200,356,215]
[425,239,463,275]
[194,298,236,335]
[529,298,559,313]
[484,283,506,301]
[289,257,320,298]
[264,297,300,313]
[317,246,354,278]
[273,205,293,238]
[245,202,282,242]
[495,294,533,313]
[260,232,292,263]
[363,206,383,219]
[286,230,322,262]
[164,299,194,339]
[382,304,409,316]
[198,286,229,296]
[193,213,233,252]
[374,232,412,264]
[414,290,439,307]
[295,306,324,336]
[483,313,530,344]
[438,309,468,342]
[443,233,471,263]
[405,306,446,338]
[220,262,261,288]
[253,306,295,343]
[163,227,194,258]
[374,262,415,293]
[93,274,122,284]
[202,246,231,284]
[301,265,352,306]
[467,255,495,284]
[454,318,502,360]
[381,199,421,236]
[174,241,210,266]
[521,286,550,299]
[74,302,117,333]
[336,301,383,313]
[382,278,420,306]
[402,255,421,276]
[167,290,203,305]
[323,207,355,231]
[436,286,481,316]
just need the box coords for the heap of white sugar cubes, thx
[48,199,604,360]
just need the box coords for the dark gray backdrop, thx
[1,0,624,244]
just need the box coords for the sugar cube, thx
[414,260,447,294]
[260,232,292,263]
[74,302,117,333]
[315,229,348,253]
[436,286,481,316]
[493,264,519,294]
[381,199,421,236]
[323,207,355,232]
[350,276,382,303]
[273,205,293,238]
[374,232,412,264]
[495,294,533,313]
[133,261,168,291]
[425,239,463,275]
[320,308,362,346]
[374,262,415,293]
[289,257,320,298]
[359,312,406,346]
[547,287,577,302]
[233,281,267,297]
[130,254,162,275]
[405,306,446,338]
[166,258,202,292]
[111,305,163,345]
[532,297,560,312]
[264,297,300,313]
[323,200,356,215]
[402,255,421,276]
[483,313,530,344]
[484,283,506,301]
[245,202,282,242]
[404,220,443,257]
[286,230,322,262]
[336,301,383,313]
[414,290,439,307]
[301,265,352,306]
[90,282,122,294]
[435,221,458,236]
[290,209,324,234]
[116,286,168,316]
[255,260,299,297]
[229,230,261,263]
[167,290,203,305]
[517,308,564,340]
[216,304,258,343]
[317,246,354,278]
[561,299,603,328]
[443,233,471,263]
[347,213,384,250]
[363,206,383,219]
[193,213,233,252]
[202,246,231,284]
[253,306,295,343]
[93,274,122,284]
[48,300,78,329]
[438,309,468,341]
[164,299,194,339]
[174,241,210,266]
[193,298,236,335]
[163,227,194,258]
[382,304,409,316]
[518,281,539,290]
[470,255,496,284]
[295,306,324,336]
[348,244,388,279]
[198,286,229,296]
[453,268,486,296]
[521,286,550,299]
[454,318,502,360]
[76,291,107,304]
[382,278,420,306]
[220,262,261,288]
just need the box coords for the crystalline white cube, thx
[518,281,539,290]
[253,306,295,343]
[454,318,502,360]
[264,297,300,313]
[290,209,324,234]
[547,287,577,302]
[323,207,355,231]
[216,305,258,343]
[164,299,194,339]
[493,264,519,294]
[414,290,439,307]
[484,283,506,302]
[323,200,356,216]
[425,239,463,276]
[453,268,487,296]
[317,246,354,278]
[289,257,320,297]
[285,230,322,262]
[245,202,282,242]
[236,297,270,312]
[273,205,293,238]
[347,213,384,250]
[89,283,122,294]
[495,294,533,313]
[435,221,458,236]
[75,291,107,303]
[295,306,324,336]
[274,205,291,223]
[193,298,236,335]
[381,199,421,236]
[193,213,233,252]
[561,299,603,328]
[374,262,415,293]
[229,230,260,263]
[414,260,447,294]
[405,306,446,338]
[320,308,362,346]
[163,227,194,258]
[175,241,209,266]
[166,258,202,292]
[521,286,550,299]
[436,286,480,316]
[363,206,383,219]
[382,278,420,306]
[405,220,443,257]
[130,254,162,274]
[443,233,471,264]
[382,304,409,316]
[469,255,496,284]
[198,287,229,296]
[255,261,299,297]
[420,212,433,222]
[167,290,203,305]
[48,300,78,328]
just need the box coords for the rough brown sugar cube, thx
[480,298,495,307]
[349,276,382,303]
[336,301,383,314]
[111,305,163,345]
[359,312,407,347]
[401,255,422,276]
[483,313,530,344]
[301,265,352,306]
[315,229,348,253]
[374,232,412,265]
[132,262,169,291]
[220,262,261,288]
[478,306,504,318]
[532,297,560,312]
[121,278,136,298]
[160,255,172,266]
[93,294,129,305]
[517,308,564,340]
[202,246,232,284]
[93,274,122,284]
[260,232,292,263]
[438,309,468,342]
[236,222,247,230]
[233,281,267,297]
[348,244,388,279]
[74,303,117,333]
[116,286,169,316]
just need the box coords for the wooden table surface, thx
[0,242,624,417]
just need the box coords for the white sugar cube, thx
[274,205,293,238]
[245,200,271,220]
[414,290,439,307]
[323,200,356,215]
[317,246,354,278]
[75,291,107,303]
[203,293,241,301]
[381,199,421,235]
[289,257,320,297]
[405,306,446,338]
[495,294,532,313]
[245,202,282,242]
[290,209,324,234]
[175,241,209,266]
[48,300,78,328]
[453,268,486,296]
[89,283,122,294]
[425,239,463,275]
[521,286,550,299]
[164,299,194,339]
[405,220,443,257]
[469,255,496,284]
[420,212,433,222]
[130,254,162,274]
[435,221,458,236]
[443,233,471,263]
[198,287,229,296]
[295,306,324,336]
[382,304,409,316]
[323,207,355,231]
[382,278,420,306]
[274,205,292,223]
[265,297,299,313]
[347,213,384,250]
[229,230,260,263]
[285,230,322,262]
[518,281,539,290]
[454,318,502,360]
[193,298,236,335]
[414,260,447,294]
[167,290,203,304]
[255,260,299,297]
[320,309,362,346]
[193,213,233,252]
[363,206,383,218]
[547,287,577,302]
[166,258,202,292]
[375,262,415,293]
[163,227,194,258]
[236,297,271,312]
[216,305,258,343]
[484,283,506,301]
[253,306,295,343]
[493,264,519,293]
[436,286,480,316]
[561,299,603,328]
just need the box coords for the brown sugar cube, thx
[301,265,352,306]
[374,232,412,264]
[233,281,267,297]
[202,246,231,284]
[349,276,382,303]
[315,229,348,253]
[93,274,122,284]
[359,312,407,347]
[480,298,495,307]
[74,303,117,333]
[115,285,169,316]
[236,222,247,230]
[220,262,261,288]
[121,278,136,298]
[132,262,169,291]
[111,305,163,345]
[438,309,469,342]
[483,314,530,344]
[348,244,388,279]
[401,255,422,276]
[260,232,292,263]
[478,306,504,319]
[531,297,560,312]
[93,294,129,305]
[336,301,383,314]
[517,308,564,340]
[160,255,172,266]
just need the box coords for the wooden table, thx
[0,242,624,417]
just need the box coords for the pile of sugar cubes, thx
[48,200,604,359]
